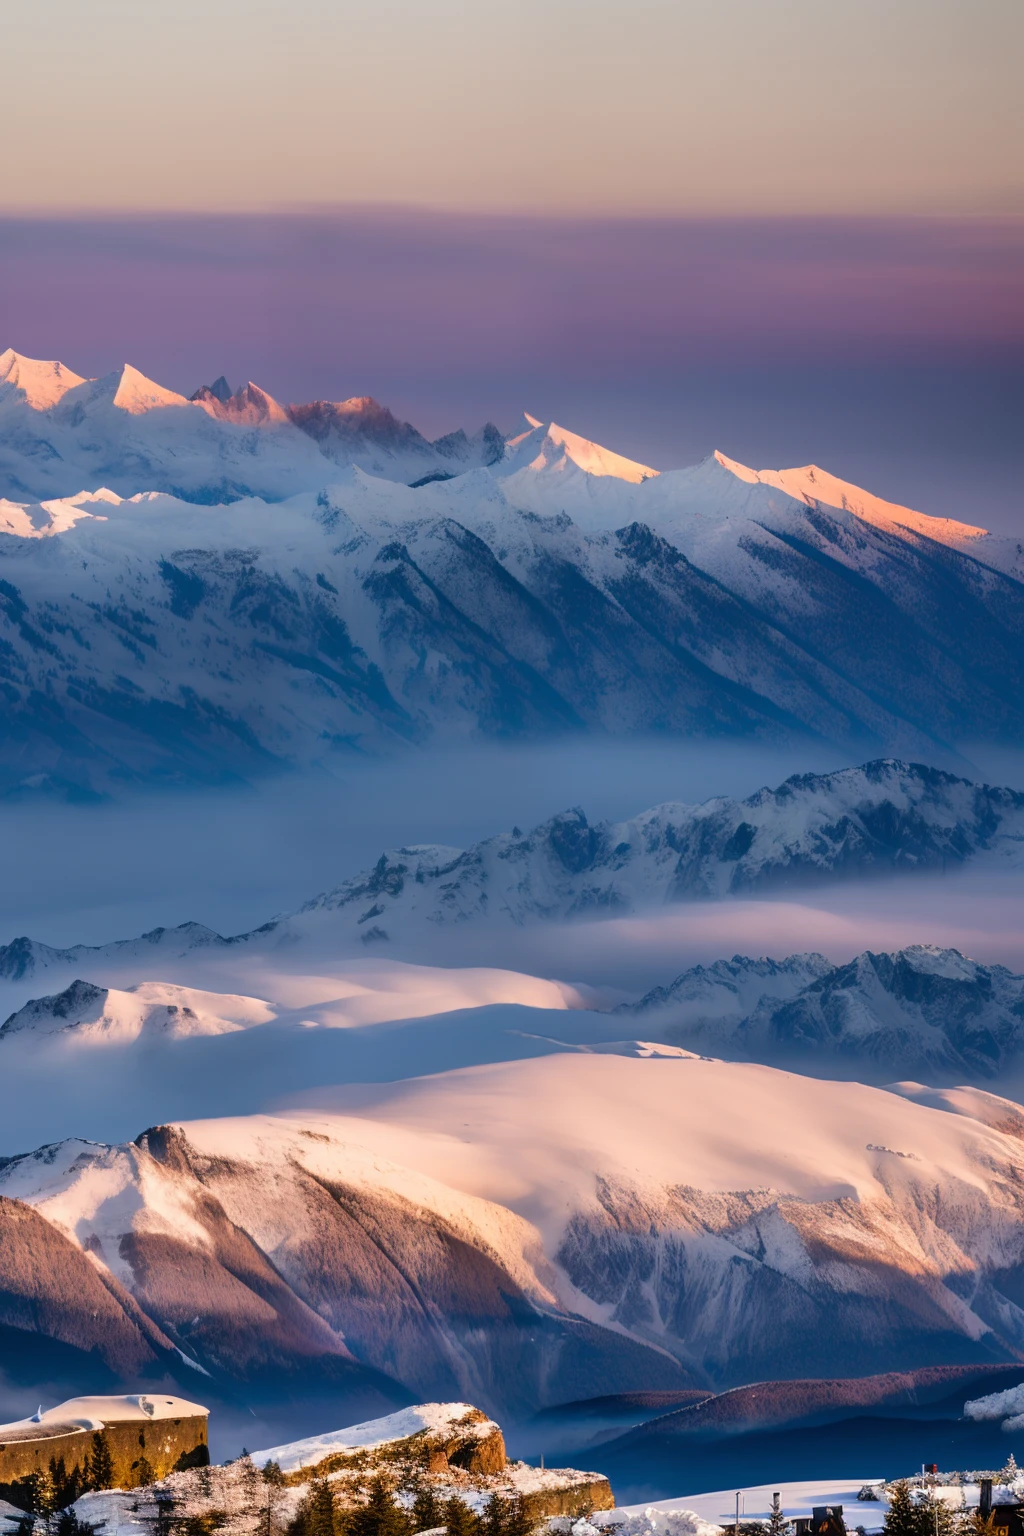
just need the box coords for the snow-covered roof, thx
[0,1394,208,1438]
[250,1403,498,1475]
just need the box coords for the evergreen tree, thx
[290,1478,337,1536]
[999,1457,1020,1487]
[34,1466,57,1522]
[411,1489,442,1534]
[765,1499,791,1536]
[54,1512,99,1536]
[133,1458,154,1491]
[87,1435,115,1493]
[482,1496,506,1536]
[883,1484,925,1536]
[350,1477,409,1536]
[442,1498,480,1536]
[262,1462,285,1536]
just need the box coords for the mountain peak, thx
[109,364,191,415]
[0,348,86,410]
[193,380,290,426]
[503,416,657,484]
[713,449,989,545]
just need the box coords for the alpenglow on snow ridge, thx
[2,350,1024,787]
[7,1061,1024,1418]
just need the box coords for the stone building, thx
[0,1394,208,1491]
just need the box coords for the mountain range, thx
[4,1059,1024,1436]
[622,943,1024,1079]
[0,760,1018,996]
[3,350,1024,786]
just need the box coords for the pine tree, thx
[884,1483,926,1536]
[442,1498,481,1536]
[87,1434,115,1492]
[482,1495,506,1536]
[55,1512,99,1536]
[766,1498,791,1536]
[921,1499,955,1536]
[134,1457,154,1490]
[262,1462,285,1536]
[290,1477,337,1536]
[34,1465,57,1521]
[1000,1457,1020,1487]
[350,1477,410,1536]
[411,1488,442,1534]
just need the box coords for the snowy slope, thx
[230,760,1024,950]
[2,352,1024,783]
[1,760,1021,998]
[625,944,1024,1078]
[0,352,505,503]
[6,1058,1024,1413]
[0,977,275,1043]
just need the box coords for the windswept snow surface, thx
[10,1060,1024,1410]
[0,1393,207,1435]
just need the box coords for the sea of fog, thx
[3,739,1024,984]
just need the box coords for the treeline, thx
[287,1473,535,1536]
[0,1433,119,1517]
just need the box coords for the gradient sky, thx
[2,0,1022,215]
[2,210,1020,528]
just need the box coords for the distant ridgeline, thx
[4,349,1024,783]
[0,1395,208,1510]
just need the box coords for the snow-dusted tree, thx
[261,1460,285,1536]
[998,1457,1020,1487]
[350,1476,411,1536]
[922,1496,955,1536]
[884,1482,925,1536]
[442,1497,481,1536]
[765,1497,791,1536]
[290,1476,337,1536]
[410,1487,442,1534]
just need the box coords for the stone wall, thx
[519,1478,615,1522]
[0,1413,208,1490]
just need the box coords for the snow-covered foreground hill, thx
[4,1057,1024,1425]
[3,352,1024,785]
[2,761,1022,997]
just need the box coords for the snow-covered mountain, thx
[3,350,1024,784]
[5,1058,1024,1419]
[0,977,275,1043]
[0,761,1020,993]
[279,759,1024,946]
[625,944,1024,1079]
[0,349,504,502]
